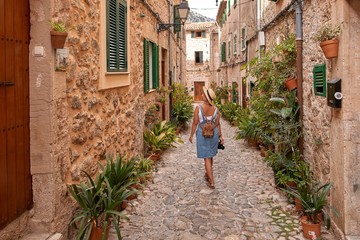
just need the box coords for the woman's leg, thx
[204,158,214,187]
[204,158,213,179]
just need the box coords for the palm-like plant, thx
[144,121,183,155]
[98,155,137,191]
[68,171,135,240]
[283,182,337,227]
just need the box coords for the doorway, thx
[194,81,205,102]
[0,0,32,229]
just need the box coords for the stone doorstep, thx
[20,233,63,240]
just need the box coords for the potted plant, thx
[312,23,341,59]
[143,121,183,160]
[283,182,338,239]
[49,20,73,48]
[68,170,136,240]
[171,83,193,131]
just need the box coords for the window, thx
[107,0,127,72]
[313,64,326,96]
[144,39,159,93]
[233,34,237,54]
[195,51,203,63]
[192,31,206,38]
[99,0,130,89]
[228,40,231,58]
[221,42,226,62]
[241,27,246,51]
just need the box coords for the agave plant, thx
[98,155,138,191]
[282,182,338,227]
[68,170,136,240]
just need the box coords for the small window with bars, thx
[313,64,326,96]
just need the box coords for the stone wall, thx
[259,0,360,237]
[186,25,213,94]
[0,0,183,238]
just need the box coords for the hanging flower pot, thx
[50,30,68,49]
[284,76,297,91]
[319,38,339,59]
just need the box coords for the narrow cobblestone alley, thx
[112,119,336,240]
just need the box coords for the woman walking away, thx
[189,87,224,189]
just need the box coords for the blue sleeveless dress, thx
[196,106,219,158]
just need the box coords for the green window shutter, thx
[191,31,194,38]
[173,5,181,33]
[107,0,127,72]
[232,83,236,103]
[202,31,206,38]
[241,27,246,50]
[152,43,159,89]
[143,39,149,93]
[313,64,326,96]
[234,34,237,53]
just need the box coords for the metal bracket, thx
[0,82,15,87]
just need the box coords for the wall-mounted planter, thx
[50,30,68,49]
[320,38,339,59]
[284,76,297,91]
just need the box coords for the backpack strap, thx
[199,106,207,123]
[212,107,218,122]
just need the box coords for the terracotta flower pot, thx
[90,224,109,240]
[300,216,322,239]
[294,197,303,212]
[50,30,68,49]
[320,39,339,59]
[284,76,297,91]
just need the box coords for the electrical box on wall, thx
[327,78,342,108]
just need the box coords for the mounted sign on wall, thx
[55,48,69,72]
[327,78,342,108]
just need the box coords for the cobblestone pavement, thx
[110,120,336,240]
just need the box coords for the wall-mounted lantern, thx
[157,1,190,32]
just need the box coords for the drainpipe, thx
[295,0,303,153]
[257,0,261,60]
[169,0,173,120]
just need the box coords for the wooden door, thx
[0,0,32,229]
[194,82,205,101]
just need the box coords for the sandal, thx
[207,182,215,189]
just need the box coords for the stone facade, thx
[0,0,186,239]
[243,0,360,238]
[185,22,217,92]
[217,0,257,106]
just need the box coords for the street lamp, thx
[157,1,190,32]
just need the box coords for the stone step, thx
[20,233,63,240]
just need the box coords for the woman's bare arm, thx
[189,106,199,143]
